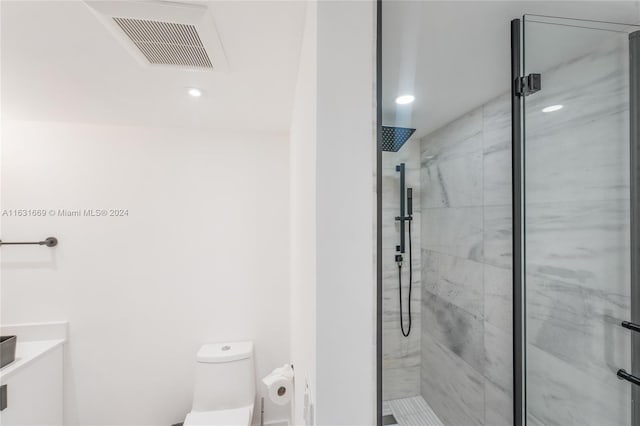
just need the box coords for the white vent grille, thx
[113,17,213,69]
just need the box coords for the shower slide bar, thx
[0,237,58,247]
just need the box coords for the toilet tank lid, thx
[197,342,254,363]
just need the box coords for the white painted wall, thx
[0,120,291,426]
[289,1,317,425]
[289,2,378,425]
[1,3,378,425]
[315,1,377,425]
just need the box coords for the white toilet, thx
[184,341,256,426]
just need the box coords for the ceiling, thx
[5,1,638,136]
[1,0,306,132]
[383,1,640,137]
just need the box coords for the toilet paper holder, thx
[260,364,294,426]
[262,363,294,406]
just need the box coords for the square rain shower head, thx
[381,126,416,152]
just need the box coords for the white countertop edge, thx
[0,339,65,383]
[1,321,68,341]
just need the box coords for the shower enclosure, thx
[379,6,640,426]
[512,15,640,426]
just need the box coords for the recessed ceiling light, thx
[188,88,203,98]
[395,95,415,105]
[542,104,563,113]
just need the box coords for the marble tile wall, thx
[382,138,423,400]
[419,92,513,426]
[418,34,632,426]
[523,35,631,426]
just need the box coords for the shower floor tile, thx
[384,396,444,426]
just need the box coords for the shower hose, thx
[398,219,412,337]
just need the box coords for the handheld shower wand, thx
[395,163,413,337]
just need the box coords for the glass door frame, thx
[629,26,640,426]
[511,15,640,426]
[376,0,383,425]
[510,17,525,426]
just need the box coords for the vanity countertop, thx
[0,321,68,383]
[0,339,65,382]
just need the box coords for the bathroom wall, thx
[289,1,317,424]
[522,36,631,426]
[419,91,513,426]
[382,139,422,401]
[418,34,632,426]
[289,2,378,424]
[315,1,376,424]
[0,120,291,426]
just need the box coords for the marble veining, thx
[484,321,512,394]
[526,344,630,426]
[482,96,512,207]
[421,333,485,426]
[484,380,513,426]
[421,207,483,262]
[421,108,482,159]
[484,264,512,334]
[420,64,513,423]
[391,21,631,426]
[421,132,483,209]
[422,290,485,372]
[526,274,630,389]
[523,34,632,426]
[483,204,512,269]
[422,250,484,319]
[525,199,630,293]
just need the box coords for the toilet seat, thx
[184,406,253,426]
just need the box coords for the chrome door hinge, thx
[515,73,541,97]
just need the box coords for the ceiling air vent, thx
[85,1,228,71]
[113,18,213,68]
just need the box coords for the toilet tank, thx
[192,341,256,412]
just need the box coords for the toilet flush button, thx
[196,342,252,363]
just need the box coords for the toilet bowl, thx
[184,341,256,426]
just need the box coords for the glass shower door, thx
[522,15,640,426]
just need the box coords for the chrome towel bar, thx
[0,237,58,247]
